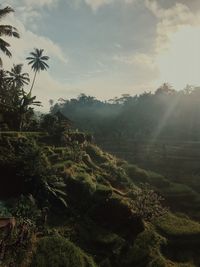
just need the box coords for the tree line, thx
[51,84,200,142]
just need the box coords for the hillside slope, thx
[0,131,200,267]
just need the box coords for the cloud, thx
[2,13,68,65]
[113,52,159,87]
[28,71,81,112]
[3,0,60,28]
[7,0,60,9]
[156,25,200,90]
[2,0,200,108]
[85,0,112,11]
[84,0,136,11]
[113,53,155,68]
[112,0,200,91]
[22,0,58,7]
[145,0,199,51]
[143,0,200,89]
[1,3,69,111]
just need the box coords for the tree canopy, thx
[51,85,200,142]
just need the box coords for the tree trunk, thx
[29,70,37,94]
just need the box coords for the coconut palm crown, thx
[0,6,20,65]
[6,64,30,89]
[26,48,49,94]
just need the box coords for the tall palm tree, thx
[26,48,49,94]
[6,64,30,89]
[0,6,20,66]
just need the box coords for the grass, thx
[53,160,73,171]
[31,236,97,267]
[0,131,47,138]
[125,225,166,266]
[124,163,170,188]
[162,183,198,195]
[155,213,200,237]
[85,144,114,165]
[124,164,149,183]
[74,172,96,193]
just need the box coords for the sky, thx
[2,0,200,110]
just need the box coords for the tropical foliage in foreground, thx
[0,6,49,131]
[0,131,200,266]
[0,6,20,65]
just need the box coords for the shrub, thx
[85,144,108,164]
[12,194,40,222]
[124,226,166,266]
[129,184,168,222]
[31,236,97,267]
[0,201,11,217]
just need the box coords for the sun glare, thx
[156,25,200,89]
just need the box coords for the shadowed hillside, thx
[0,131,200,267]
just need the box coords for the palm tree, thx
[26,48,49,94]
[0,68,9,105]
[6,64,30,89]
[0,68,7,86]
[0,6,20,66]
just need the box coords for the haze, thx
[2,0,200,110]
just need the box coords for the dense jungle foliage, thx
[51,84,200,142]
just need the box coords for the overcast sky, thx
[2,0,200,110]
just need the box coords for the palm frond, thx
[0,38,11,57]
[12,31,20,38]
[26,57,35,60]
[0,25,19,38]
[53,189,67,196]
[42,62,49,68]
[30,52,38,57]
[58,197,68,208]
[6,64,30,88]
[27,60,35,66]
[40,56,49,61]
[53,181,66,188]
[0,6,14,20]
[0,6,19,64]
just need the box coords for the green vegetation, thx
[0,3,200,267]
[0,10,49,132]
[155,213,200,237]
[31,236,97,267]
[51,86,200,143]
[0,132,200,266]
[0,6,20,65]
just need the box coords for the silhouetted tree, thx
[0,6,20,65]
[26,48,49,94]
[6,64,30,89]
